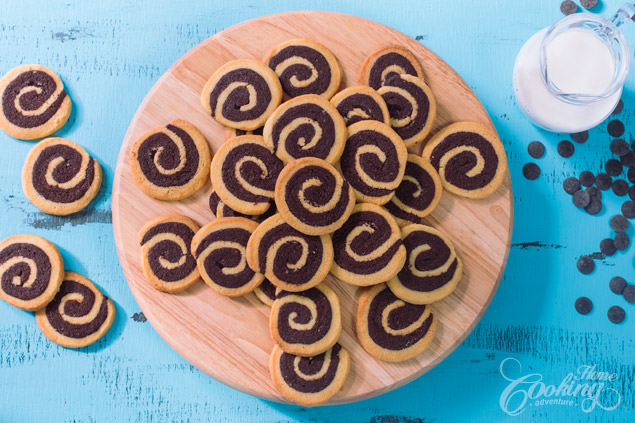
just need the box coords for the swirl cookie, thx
[270,283,342,356]
[254,278,277,306]
[263,94,346,164]
[356,283,437,362]
[384,154,442,226]
[224,126,264,139]
[210,135,283,215]
[330,86,390,126]
[22,137,102,216]
[339,120,407,205]
[270,343,350,407]
[275,157,355,236]
[0,64,71,140]
[139,215,200,293]
[0,234,64,311]
[201,59,282,131]
[246,214,333,292]
[422,122,507,199]
[265,39,342,100]
[35,271,115,348]
[208,189,276,222]
[377,74,437,147]
[331,203,406,286]
[359,46,424,89]
[129,119,211,201]
[191,217,264,297]
[388,224,462,304]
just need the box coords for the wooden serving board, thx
[112,11,513,404]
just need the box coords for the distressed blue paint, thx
[0,0,633,422]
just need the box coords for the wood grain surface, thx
[112,11,512,404]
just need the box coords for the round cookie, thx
[35,271,116,348]
[377,73,437,148]
[191,217,264,297]
[254,278,277,306]
[22,137,102,216]
[201,59,282,131]
[263,94,347,165]
[422,122,507,199]
[359,46,424,89]
[208,189,276,223]
[225,126,264,139]
[356,283,437,362]
[265,38,342,100]
[270,343,350,407]
[275,157,355,236]
[270,283,342,356]
[210,135,283,215]
[0,64,72,140]
[246,213,333,292]
[138,215,200,293]
[330,86,390,126]
[0,234,64,311]
[331,203,406,286]
[384,154,443,226]
[339,120,408,205]
[129,119,211,201]
[388,224,463,304]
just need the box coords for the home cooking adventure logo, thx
[498,357,621,416]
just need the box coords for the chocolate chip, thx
[610,215,629,232]
[607,305,625,324]
[560,0,578,15]
[622,201,635,218]
[596,173,612,190]
[628,167,635,184]
[585,199,603,215]
[575,297,593,314]
[630,186,635,201]
[558,140,575,158]
[607,120,625,138]
[614,232,630,250]
[579,171,595,187]
[600,238,617,256]
[527,141,545,158]
[587,186,601,199]
[577,256,595,274]
[612,99,624,115]
[605,159,622,176]
[610,276,627,294]
[621,152,635,167]
[563,177,581,194]
[612,179,629,196]
[570,131,589,144]
[523,163,540,180]
[580,0,598,9]
[611,139,630,156]
[624,285,635,303]
[573,189,591,208]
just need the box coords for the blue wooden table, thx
[1,1,633,421]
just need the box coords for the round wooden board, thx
[112,11,513,404]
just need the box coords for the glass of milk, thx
[513,4,634,133]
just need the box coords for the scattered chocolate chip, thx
[560,0,578,15]
[575,297,593,314]
[624,285,635,303]
[610,215,629,232]
[600,238,617,256]
[528,141,545,158]
[607,305,625,324]
[585,199,603,215]
[596,173,612,190]
[610,276,627,294]
[611,139,630,156]
[607,120,625,138]
[522,163,540,180]
[577,256,595,274]
[612,179,629,196]
[563,177,581,194]
[605,159,622,176]
[630,185,635,201]
[558,140,575,158]
[614,232,630,250]
[580,0,598,9]
[573,189,591,208]
[612,99,624,115]
[570,131,589,144]
[579,171,595,187]
[621,152,635,167]
[622,201,635,218]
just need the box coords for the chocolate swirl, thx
[254,278,276,306]
[0,242,52,301]
[268,44,335,98]
[277,343,347,394]
[2,69,67,129]
[140,221,197,284]
[208,68,273,123]
[31,142,97,204]
[209,190,275,222]
[334,92,387,126]
[366,49,422,89]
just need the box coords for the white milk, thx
[513,28,621,133]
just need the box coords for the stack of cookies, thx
[129,40,507,406]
